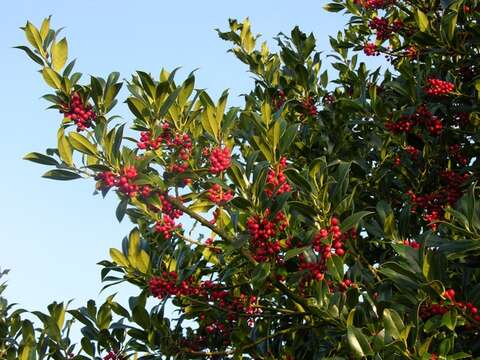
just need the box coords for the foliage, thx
[5,1,480,358]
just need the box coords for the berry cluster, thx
[311,217,351,257]
[419,303,448,320]
[449,144,469,166]
[338,279,355,292]
[385,105,443,136]
[458,302,480,320]
[424,116,443,136]
[441,170,470,197]
[137,123,193,174]
[137,130,162,150]
[97,166,146,197]
[357,0,395,9]
[424,78,455,96]
[103,352,124,360]
[295,218,353,286]
[364,42,379,56]
[403,239,420,249]
[443,289,480,321]
[420,289,480,323]
[60,93,97,131]
[155,214,181,240]
[301,97,318,117]
[97,171,116,187]
[202,320,231,343]
[207,183,233,204]
[444,288,456,301]
[298,257,325,281]
[157,193,184,219]
[265,157,291,198]
[323,93,336,106]
[117,166,138,196]
[149,276,259,352]
[385,116,414,133]
[405,145,421,161]
[246,209,288,262]
[149,271,195,299]
[202,284,259,323]
[368,17,402,41]
[181,306,255,353]
[147,193,184,239]
[393,145,421,166]
[408,171,469,229]
[167,133,193,174]
[141,185,151,198]
[208,147,231,174]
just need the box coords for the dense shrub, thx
[3,0,480,358]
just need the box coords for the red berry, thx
[208,146,231,174]
[363,42,378,56]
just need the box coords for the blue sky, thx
[0,1,360,313]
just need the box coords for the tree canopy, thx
[3,0,480,358]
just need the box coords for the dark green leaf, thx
[347,326,373,357]
[14,46,44,65]
[383,308,404,341]
[340,211,373,232]
[252,263,271,289]
[116,198,128,222]
[284,246,310,261]
[42,169,81,180]
[23,152,59,166]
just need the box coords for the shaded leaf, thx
[42,169,81,180]
[23,152,58,166]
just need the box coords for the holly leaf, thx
[42,169,81,180]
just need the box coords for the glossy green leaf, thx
[441,11,458,43]
[340,211,373,232]
[51,38,68,71]
[81,338,95,356]
[159,86,182,119]
[284,246,310,261]
[416,9,429,32]
[324,3,345,12]
[116,198,128,222]
[57,128,73,166]
[383,308,404,341]
[279,124,298,154]
[69,132,98,156]
[441,308,457,331]
[25,21,43,52]
[23,152,59,166]
[42,67,61,88]
[326,255,344,282]
[14,46,44,65]
[42,169,81,180]
[252,262,271,289]
[347,326,373,357]
[110,248,129,267]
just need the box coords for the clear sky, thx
[0,0,370,314]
